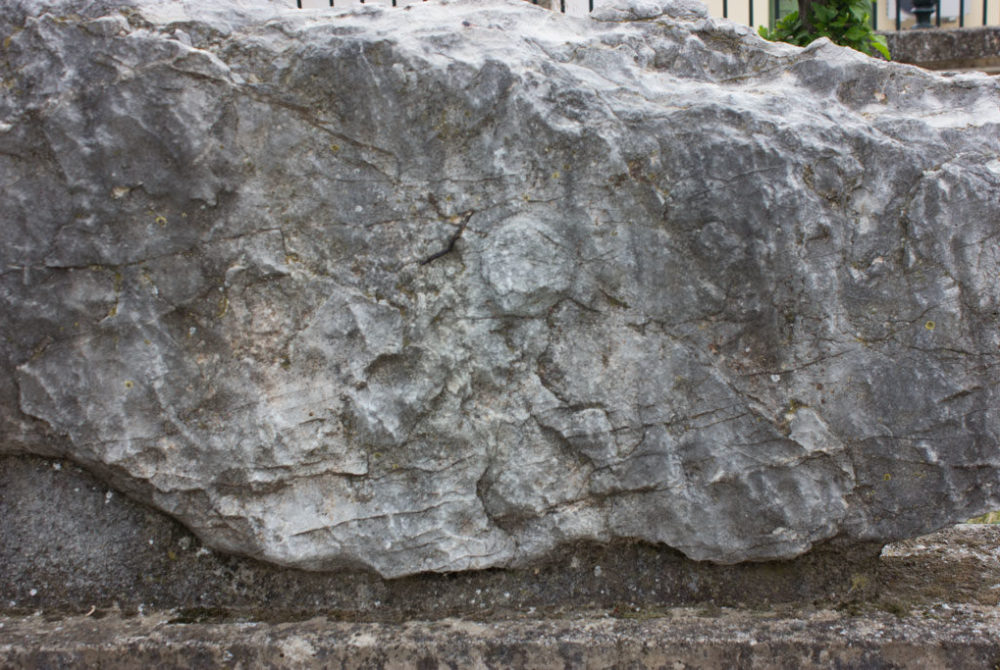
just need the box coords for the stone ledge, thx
[882,26,1000,71]
[2,606,999,669]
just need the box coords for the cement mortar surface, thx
[2,605,999,668]
[883,26,1000,72]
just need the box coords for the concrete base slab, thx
[2,606,1000,669]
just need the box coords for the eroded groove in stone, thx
[1,0,999,577]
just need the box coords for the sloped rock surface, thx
[1,0,999,577]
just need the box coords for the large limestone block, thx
[1,0,999,577]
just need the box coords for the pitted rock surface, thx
[1,0,999,577]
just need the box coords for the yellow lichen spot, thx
[848,573,869,593]
[2,36,11,50]
[216,295,228,318]
[883,473,892,481]
[154,215,167,227]
[111,186,130,199]
[285,253,299,263]
[107,304,117,317]
[144,338,151,345]
[124,380,134,389]
[788,398,807,412]
[552,171,560,179]
[329,144,340,153]
[925,321,935,331]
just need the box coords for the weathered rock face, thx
[2,0,999,578]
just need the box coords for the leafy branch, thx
[759,0,891,59]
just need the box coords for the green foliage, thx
[967,510,1000,524]
[759,0,891,60]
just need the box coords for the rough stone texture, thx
[5,455,1000,668]
[3,607,1000,670]
[2,0,1000,577]
[0,455,885,617]
[883,26,1000,72]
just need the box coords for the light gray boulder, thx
[1,0,999,577]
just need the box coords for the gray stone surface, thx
[0,454,885,617]
[883,26,1000,72]
[3,606,1000,670]
[1,0,999,577]
[5,455,1000,667]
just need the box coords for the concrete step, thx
[2,604,999,669]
